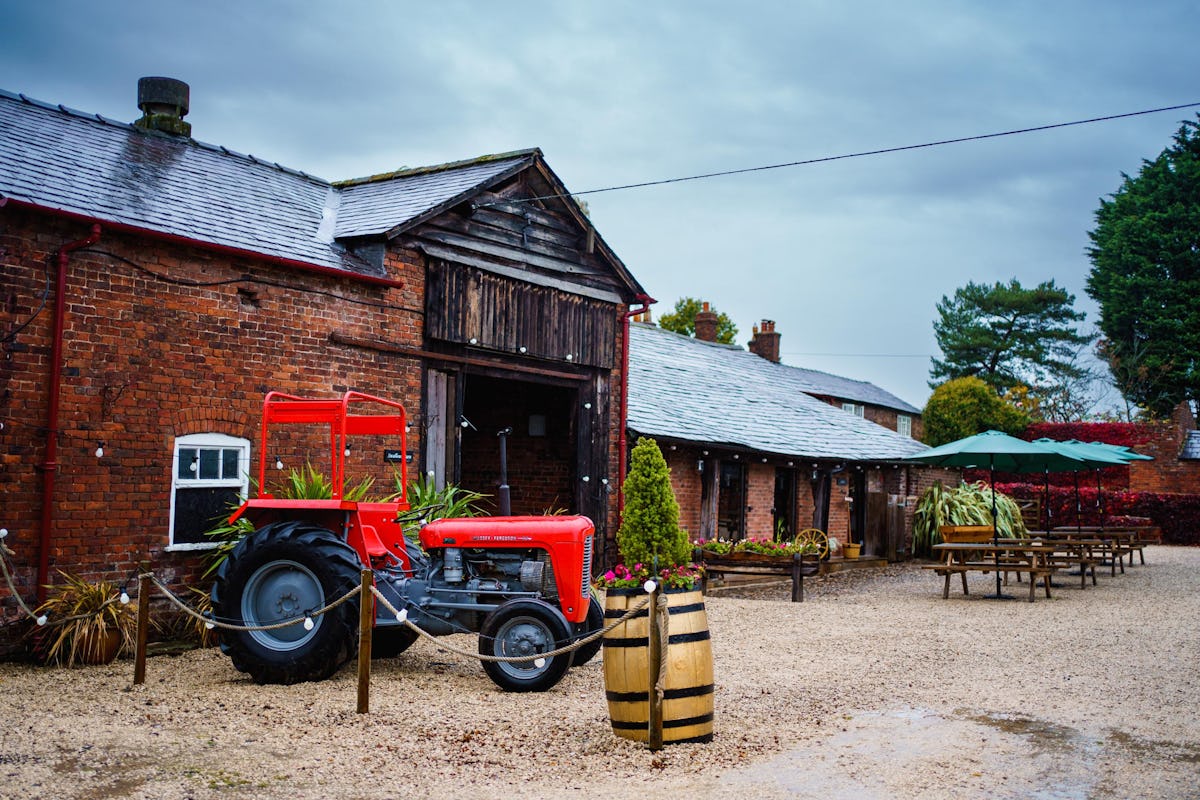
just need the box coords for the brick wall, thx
[0,209,421,633]
[1129,404,1200,494]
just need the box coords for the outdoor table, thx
[1045,528,1141,575]
[1006,538,1101,588]
[927,543,1061,602]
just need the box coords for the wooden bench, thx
[696,550,820,602]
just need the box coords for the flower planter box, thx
[695,550,819,602]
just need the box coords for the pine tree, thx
[617,437,690,568]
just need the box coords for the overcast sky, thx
[4,1,1198,410]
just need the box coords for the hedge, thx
[995,482,1200,546]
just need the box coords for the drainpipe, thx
[617,294,654,527]
[37,223,102,601]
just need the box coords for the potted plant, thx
[596,437,712,745]
[32,571,138,666]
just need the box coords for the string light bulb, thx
[275,456,284,470]
[643,579,657,594]
[36,614,48,626]
[95,442,105,458]
[0,528,7,539]
[534,657,546,668]
[119,586,130,605]
[395,608,408,623]
[303,616,315,631]
[204,613,215,630]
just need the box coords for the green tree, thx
[617,437,691,568]
[657,297,738,344]
[929,279,1090,395]
[922,376,1030,447]
[1086,116,1200,418]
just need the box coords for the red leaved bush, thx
[996,482,1200,545]
[1022,421,1155,448]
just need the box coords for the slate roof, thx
[627,323,928,461]
[0,89,545,279]
[783,364,920,414]
[333,153,534,239]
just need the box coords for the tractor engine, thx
[379,545,559,634]
[374,516,592,637]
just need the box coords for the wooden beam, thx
[328,331,588,382]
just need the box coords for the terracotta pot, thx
[75,628,122,665]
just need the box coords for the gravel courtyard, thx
[1,545,1197,799]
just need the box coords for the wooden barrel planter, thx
[601,587,714,745]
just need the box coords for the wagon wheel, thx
[794,528,829,559]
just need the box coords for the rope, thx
[653,591,668,702]
[144,573,362,633]
[0,539,126,627]
[0,541,40,619]
[369,585,651,664]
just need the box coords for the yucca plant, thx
[911,481,1027,558]
[391,473,489,531]
[32,571,139,666]
[203,464,376,578]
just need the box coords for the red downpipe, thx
[617,294,654,527]
[37,223,102,601]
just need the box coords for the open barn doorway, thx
[456,374,576,516]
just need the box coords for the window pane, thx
[221,449,239,479]
[178,448,198,479]
[173,486,241,545]
[198,449,220,480]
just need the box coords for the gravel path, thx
[1,546,1198,799]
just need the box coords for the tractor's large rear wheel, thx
[212,521,361,684]
[478,599,571,692]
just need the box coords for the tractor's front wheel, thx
[212,521,362,684]
[478,599,571,692]
[570,593,605,666]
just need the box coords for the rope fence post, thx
[357,568,373,714]
[133,571,151,685]
[647,580,664,751]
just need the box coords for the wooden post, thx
[647,582,664,751]
[133,572,151,685]
[356,569,373,714]
[791,553,804,603]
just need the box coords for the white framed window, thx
[168,433,251,550]
[842,402,865,417]
[897,414,913,438]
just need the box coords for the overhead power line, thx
[510,101,1200,205]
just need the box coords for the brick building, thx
[627,321,939,559]
[0,80,647,643]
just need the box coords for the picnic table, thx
[1036,528,1142,575]
[926,542,1061,602]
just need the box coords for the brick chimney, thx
[694,301,718,342]
[134,77,192,137]
[749,319,781,363]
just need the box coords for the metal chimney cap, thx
[137,76,190,117]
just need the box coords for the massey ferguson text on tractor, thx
[211,391,603,691]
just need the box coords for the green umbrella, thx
[1032,439,1129,532]
[1085,441,1154,461]
[904,431,1087,599]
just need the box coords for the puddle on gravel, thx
[720,707,1192,800]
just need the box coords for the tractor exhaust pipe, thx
[497,427,512,516]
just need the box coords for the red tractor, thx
[211,391,603,691]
